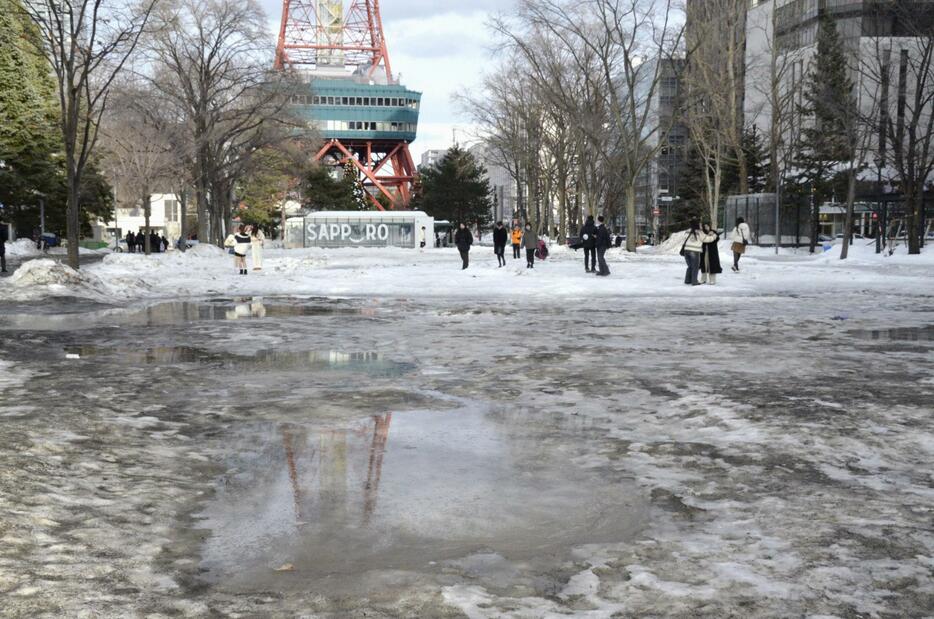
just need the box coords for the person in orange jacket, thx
[510,225,522,260]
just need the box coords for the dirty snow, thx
[0,240,932,618]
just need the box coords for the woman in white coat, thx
[680,219,705,286]
[730,217,751,272]
[251,226,265,271]
[224,224,252,275]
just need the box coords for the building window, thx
[165,199,178,222]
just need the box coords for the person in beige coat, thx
[251,226,265,271]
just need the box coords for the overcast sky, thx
[259,0,512,161]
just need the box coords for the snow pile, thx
[5,238,41,258]
[186,243,227,258]
[10,259,91,288]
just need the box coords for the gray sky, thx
[259,0,511,160]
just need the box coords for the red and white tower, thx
[275,1,420,209]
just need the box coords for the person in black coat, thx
[125,231,135,253]
[595,215,612,276]
[454,222,473,270]
[492,221,508,267]
[700,222,722,285]
[580,215,597,273]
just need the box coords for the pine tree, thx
[794,15,856,251]
[301,164,361,212]
[743,126,770,194]
[414,146,493,230]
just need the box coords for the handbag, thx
[679,235,688,256]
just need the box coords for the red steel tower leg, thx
[276,1,418,209]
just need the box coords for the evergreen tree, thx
[414,146,493,230]
[0,0,61,217]
[0,0,112,237]
[301,164,365,212]
[743,126,770,194]
[793,15,856,251]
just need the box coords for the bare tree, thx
[147,0,299,245]
[501,0,685,252]
[861,4,934,255]
[21,0,159,268]
[101,80,177,254]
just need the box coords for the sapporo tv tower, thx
[274,0,420,209]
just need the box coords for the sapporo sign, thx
[303,218,415,248]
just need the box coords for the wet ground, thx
[0,293,932,617]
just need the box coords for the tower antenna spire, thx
[275,0,394,83]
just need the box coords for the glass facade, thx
[290,79,421,142]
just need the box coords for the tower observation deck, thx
[275,0,420,209]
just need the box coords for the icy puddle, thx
[0,294,932,617]
[199,403,643,591]
[62,345,416,374]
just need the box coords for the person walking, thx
[580,215,597,273]
[492,221,508,267]
[730,217,751,272]
[160,235,169,252]
[150,231,161,253]
[699,222,722,285]
[251,225,265,271]
[419,226,427,250]
[125,231,136,253]
[136,231,146,253]
[225,224,252,275]
[681,220,704,286]
[454,222,473,269]
[595,215,611,276]
[511,224,522,259]
[521,223,538,269]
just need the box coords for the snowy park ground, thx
[0,240,932,617]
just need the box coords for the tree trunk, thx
[840,166,857,259]
[625,183,637,252]
[178,189,188,252]
[809,188,819,254]
[143,193,152,255]
[65,163,81,270]
[907,190,921,255]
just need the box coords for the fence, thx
[723,193,812,247]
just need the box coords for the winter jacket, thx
[682,230,704,253]
[233,233,252,256]
[511,228,522,245]
[700,231,722,274]
[521,229,538,249]
[454,228,473,251]
[595,224,611,250]
[731,222,751,245]
[580,220,597,248]
[493,227,508,247]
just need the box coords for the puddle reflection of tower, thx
[362,413,392,525]
[274,0,420,209]
[279,414,393,527]
[281,426,312,521]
